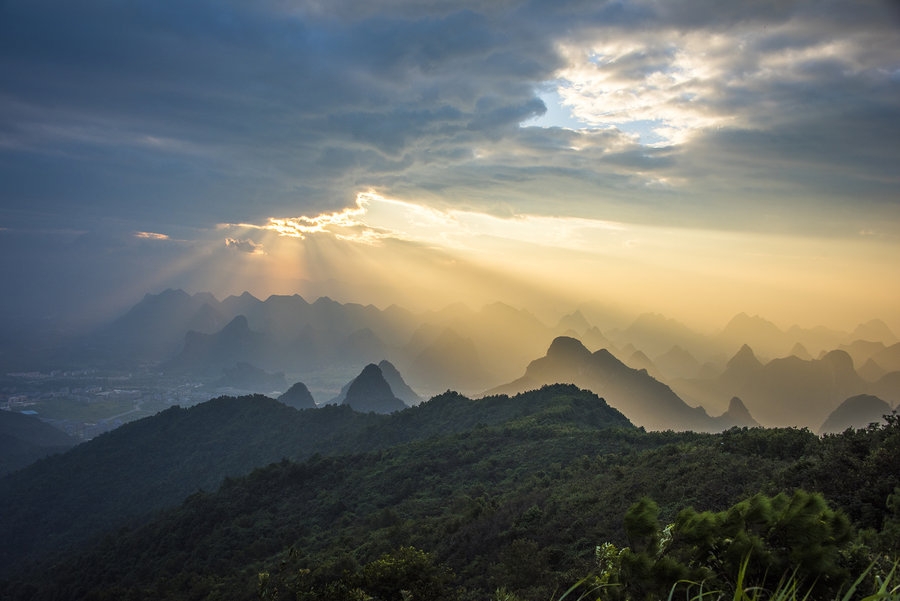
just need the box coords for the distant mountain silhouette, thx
[555,310,591,336]
[872,342,900,373]
[219,291,264,325]
[819,394,894,434]
[329,361,420,409]
[790,342,812,361]
[422,301,552,386]
[716,313,851,359]
[408,328,491,394]
[378,360,422,406]
[615,313,707,358]
[722,344,764,387]
[0,411,76,476]
[581,326,614,351]
[627,350,660,379]
[335,328,388,366]
[93,289,221,363]
[654,345,702,380]
[484,336,739,432]
[715,397,760,429]
[166,315,271,375]
[278,382,317,410]
[839,340,886,368]
[184,302,228,336]
[850,319,897,345]
[34,288,899,420]
[672,341,899,428]
[724,312,782,338]
[859,358,887,382]
[785,323,846,356]
[341,364,407,414]
[869,371,900,406]
[715,348,864,427]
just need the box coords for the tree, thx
[597,490,854,600]
[360,547,455,601]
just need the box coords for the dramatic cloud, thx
[0,0,898,330]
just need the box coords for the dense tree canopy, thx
[0,389,897,601]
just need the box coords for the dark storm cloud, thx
[0,0,567,229]
[3,0,896,231]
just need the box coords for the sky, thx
[1,0,899,334]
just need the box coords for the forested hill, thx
[0,410,75,476]
[5,410,899,601]
[0,384,631,574]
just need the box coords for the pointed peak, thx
[223,291,261,305]
[547,336,590,359]
[734,343,755,357]
[343,363,406,414]
[592,348,625,369]
[277,381,316,410]
[727,396,749,413]
[718,396,759,428]
[378,359,398,371]
[357,363,383,378]
[378,359,422,405]
[726,344,762,371]
[790,342,811,360]
[556,310,591,332]
[630,349,651,362]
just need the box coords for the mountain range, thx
[670,343,898,428]
[485,336,756,432]
[4,288,899,431]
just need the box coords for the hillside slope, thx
[8,411,899,601]
[0,410,75,476]
[0,385,630,575]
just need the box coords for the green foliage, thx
[623,497,661,554]
[0,386,629,576]
[255,546,455,601]
[361,547,455,601]
[597,491,857,600]
[1,389,898,601]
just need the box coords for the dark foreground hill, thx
[0,384,631,575]
[0,410,75,476]
[4,408,899,601]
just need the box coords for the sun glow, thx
[202,192,900,331]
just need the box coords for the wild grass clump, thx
[658,559,899,601]
[545,561,898,601]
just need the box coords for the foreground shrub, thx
[594,490,863,600]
